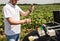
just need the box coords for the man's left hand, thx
[29,4,34,12]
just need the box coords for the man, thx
[2,0,34,41]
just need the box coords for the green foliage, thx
[0,37,6,41]
[19,4,60,29]
[19,5,60,40]
[0,6,4,33]
[0,4,60,41]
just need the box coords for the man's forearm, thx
[9,20,26,25]
[20,10,31,16]
[6,18,27,25]
[20,4,34,16]
[25,10,31,16]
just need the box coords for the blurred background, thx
[0,0,60,4]
[0,0,60,41]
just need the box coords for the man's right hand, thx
[6,17,32,25]
[26,18,31,23]
[23,18,31,24]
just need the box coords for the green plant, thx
[0,4,60,41]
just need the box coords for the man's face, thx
[10,0,19,5]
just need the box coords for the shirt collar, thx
[8,3,16,8]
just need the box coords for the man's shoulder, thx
[16,5,21,10]
[16,5,20,8]
[3,4,10,9]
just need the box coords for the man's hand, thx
[26,18,31,23]
[29,4,34,12]
[23,18,31,24]
[20,4,34,16]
